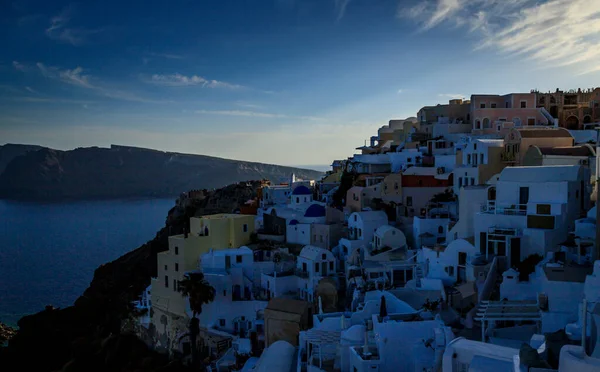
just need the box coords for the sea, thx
[0,198,176,327]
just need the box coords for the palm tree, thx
[178,272,216,367]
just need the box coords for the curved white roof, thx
[499,165,581,183]
[374,225,400,236]
[352,210,388,223]
[341,324,366,342]
[300,245,334,261]
[254,340,295,372]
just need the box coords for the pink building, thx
[471,93,555,134]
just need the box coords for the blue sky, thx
[1,0,599,166]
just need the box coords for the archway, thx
[487,187,496,201]
[475,119,481,129]
[549,106,558,118]
[482,118,490,129]
[565,115,579,130]
[583,115,592,124]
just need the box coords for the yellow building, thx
[150,213,255,351]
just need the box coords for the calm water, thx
[0,198,175,327]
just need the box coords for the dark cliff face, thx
[0,144,323,200]
[0,181,262,372]
[0,143,44,174]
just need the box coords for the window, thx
[173,279,177,291]
[165,275,169,288]
[505,101,509,108]
[236,255,242,263]
[407,157,412,162]
[446,266,455,276]
[458,177,463,188]
[175,263,179,272]
[491,103,497,108]
[467,154,471,164]
[527,118,535,126]
[164,265,168,271]
[175,246,179,255]
[537,204,551,215]
[243,224,248,233]
[329,262,334,271]
[480,154,484,164]
[223,290,227,296]
[302,262,307,272]
[406,196,413,206]
[394,182,398,190]
[473,143,477,150]
[219,319,226,327]
[358,229,362,238]
[354,215,357,221]
[296,197,299,203]
[480,103,486,109]
[520,101,527,108]
[322,254,326,260]
[438,226,444,234]
[315,263,320,272]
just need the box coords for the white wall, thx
[434,154,457,172]
[286,223,312,245]
[388,150,421,172]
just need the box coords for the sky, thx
[1,0,600,167]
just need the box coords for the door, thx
[458,267,466,283]
[225,255,231,269]
[321,262,327,276]
[510,238,521,267]
[479,232,487,255]
[519,187,529,205]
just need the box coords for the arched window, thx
[482,118,491,128]
[475,119,481,129]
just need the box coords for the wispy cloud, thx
[236,101,263,109]
[10,96,95,105]
[147,52,184,60]
[24,86,39,94]
[36,63,93,88]
[334,0,351,21]
[45,7,103,46]
[145,73,244,89]
[195,109,323,121]
[438,93,466,99]
[400,0,600,74]
[12,61,27,72]
[15,61,165,104]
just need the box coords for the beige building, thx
[381,173,403,203]
[453,139,506,196]
[502,127,574,166]
[150,213,256,352]
[535,87,600,129]
[264,298,312,347]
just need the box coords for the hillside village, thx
[133,88,600,372]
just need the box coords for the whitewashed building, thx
[475,165,587,267]
[196,247,269,336]
[348,211,388,244]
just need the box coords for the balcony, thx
[500,151,517,163]
[480,201,527,216]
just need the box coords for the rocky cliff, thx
[0,181,262,372]
[0,144,322,200]
[0,143,43,174]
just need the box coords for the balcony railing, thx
[480,201,527,216]
[500,151,517,163]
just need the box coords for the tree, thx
[178,272,216,367]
